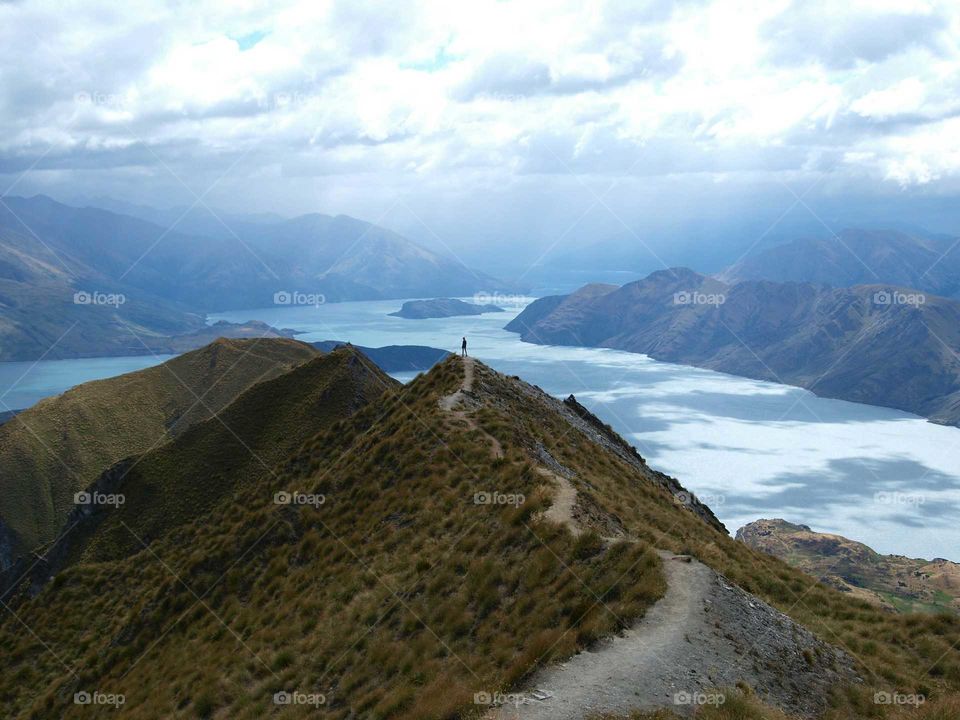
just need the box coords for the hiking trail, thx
[439,356,503,459]
[487,550,859,719]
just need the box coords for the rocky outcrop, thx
[738,519,960,614]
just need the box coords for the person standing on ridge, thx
[461,336,467,357]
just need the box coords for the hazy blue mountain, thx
[312,341,449,371]
[720,229,960,298]
[0,195,513,359]
[507,268,960,426]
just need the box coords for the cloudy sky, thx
[2,0,959,270]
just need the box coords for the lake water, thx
[2,298,957,560]
[0,355,174,413]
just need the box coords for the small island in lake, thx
[388,298,504,319]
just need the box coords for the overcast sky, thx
[2,0,959,268]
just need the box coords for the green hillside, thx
[45,346,397,571]
[0,337,319,567]
[0,357,957,719]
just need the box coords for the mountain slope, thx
[84,198,508,299]
[720,229,960,298]
[0,337,319,569]
[0,195,513,359]
[0,357,957,718]
[0,218,207,360]
[2,195,510,309]
[737,519,960,614]
[2,347,395,592]
[247,213,510,301]
[507,269,960,426]
[504,283,618,343]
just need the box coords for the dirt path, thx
[442,359,578,534]
[536,467,581,537]
[439,357,503,459]
[489,552,710,719]
[488,551,859,719]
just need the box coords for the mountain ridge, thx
[507,269,960,426]
[0,346,396,599]
[0,354,958,718]
[0,337,320,570]
[719,228,960,298]
[0,194,514,360]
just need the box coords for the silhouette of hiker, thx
[461,336,467,357]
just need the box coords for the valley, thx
[209,298,960,562]
[8,298,956,561]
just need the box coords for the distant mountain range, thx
[311,340,449,371]
[0,195,512,360]
[507,268,960,426]
[720,228,960,298]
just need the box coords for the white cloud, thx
[851,77,927,119]
[0,0,958,246]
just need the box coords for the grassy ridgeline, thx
[0,357,957,718]
[0,338,319,565]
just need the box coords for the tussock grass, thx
[1,357,958,718]
[0,356,666,718]
[0,337,318,558]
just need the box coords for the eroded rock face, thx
[737,519,960,614]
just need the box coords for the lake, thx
[2,297,957,560]
[0,354,174,413]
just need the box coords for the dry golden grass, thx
[0,356,957,719]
